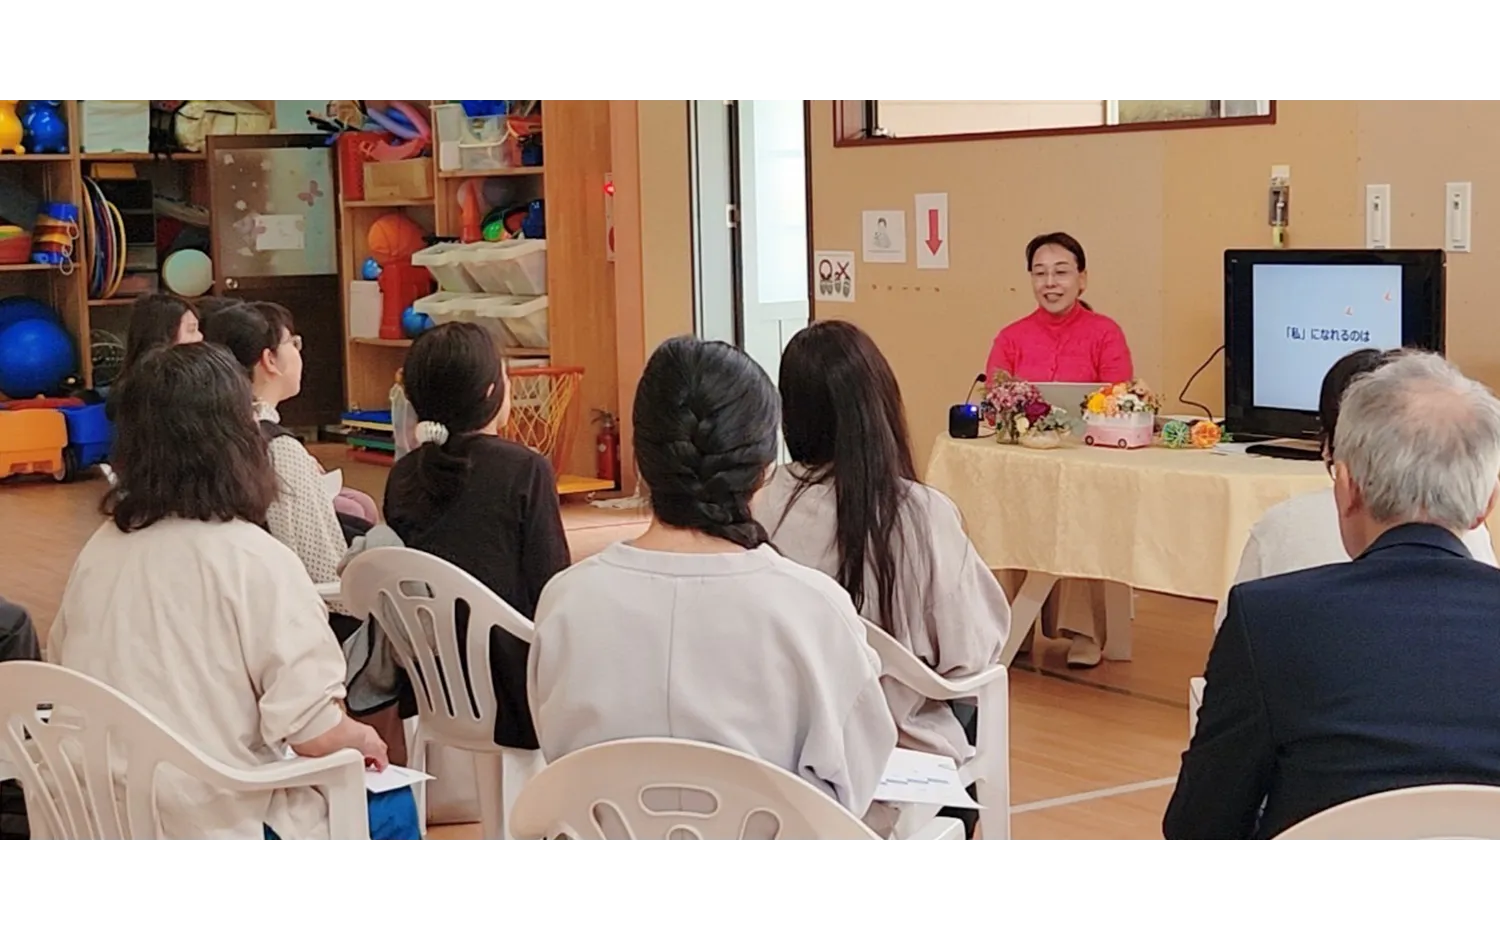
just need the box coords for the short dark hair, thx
[201,301,294,379]
[1319,347,1400,460]
[103,343,276,533]
[1025,232,1087,272]
[121,293,198,377]
[634,336,780,550]
[191,296,252,328]
[386,322,508,526]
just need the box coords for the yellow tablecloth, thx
[925,435,1333,601]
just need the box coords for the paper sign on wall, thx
[813,250,856,303]
[862,210,906,264]
[915,193,949,270]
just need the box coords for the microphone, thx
[949,372,988,439]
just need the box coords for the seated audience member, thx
[528,336,897,819]
[1165,352,1500,839]
[1214,348,1498,630]
[368,322,569,751]
[104,293,203,422]
[752,320,1009,837]
[48,343,417,839]
[0,596,40,840]
[202,303,365,636]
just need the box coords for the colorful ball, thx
[1160,419,1191,448]
[361,257,383,280]
[161,249,214,297]
[0,318,76,398]
[400,306,433,338]
[366,213,426,266]
[0,296,60,333]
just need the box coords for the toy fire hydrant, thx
[0,101,25,155]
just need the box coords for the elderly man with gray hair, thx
[1165,351,1500,839]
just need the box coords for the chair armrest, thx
[201,748,366,792]
[903,817,965,840]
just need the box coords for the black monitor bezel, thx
[1223,248,1446,440]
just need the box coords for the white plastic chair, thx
[0,661,368,839]
[861,621,1011,839]
[315,582,343,603]
[1275,784,1500,839]
[509,737,963,840]
[340,546,544,840]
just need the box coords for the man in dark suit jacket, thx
[1165,351,1500,839]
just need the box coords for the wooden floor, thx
[0,445,1212,839]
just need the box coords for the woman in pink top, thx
[987,233,1135,667]
[985,233,1133,384]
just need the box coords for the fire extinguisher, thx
[593,409,620,489]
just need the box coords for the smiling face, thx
[1030,242,1088,315]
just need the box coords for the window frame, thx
[833,100,1276,147]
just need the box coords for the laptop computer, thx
[1034,382,1100,437]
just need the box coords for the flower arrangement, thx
[1080,380,1162,450]
[986,371,1070,445]
[1081,380,1163,417]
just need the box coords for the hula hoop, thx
[366,103,426,141]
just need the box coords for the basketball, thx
[366,213,426,266]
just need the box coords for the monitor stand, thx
[1244,438,1323,461]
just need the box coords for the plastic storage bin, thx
[0,410,67,480]
[472,295,549,348]
[412,291,472,327]
[412,244,483,293]
[459,240,547,295]
[60,402,113,472]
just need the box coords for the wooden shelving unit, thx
[336,101,618,483]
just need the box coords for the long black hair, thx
[634,336,779,549]
[104,343,276,533]
[120,293,199,377]
[777,320,917,629]
[385,322,507,526]
[1025,232,1093,311]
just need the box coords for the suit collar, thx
[1358,522,1473,562]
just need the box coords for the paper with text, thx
[875,748,981,809]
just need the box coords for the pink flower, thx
[1024,399,1051,421]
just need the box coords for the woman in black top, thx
[383,322,570,749]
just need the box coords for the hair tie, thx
[415,421,450,446]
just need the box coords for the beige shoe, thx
[1066,634,1102,669]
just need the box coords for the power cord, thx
[1178,345,1224,421]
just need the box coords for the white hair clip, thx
[415,421,450,446]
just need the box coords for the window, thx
[834,100,1274,146]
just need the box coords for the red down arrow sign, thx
[915,193,949,270]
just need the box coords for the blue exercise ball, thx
[400,306,433,338]
[0,318,76,399]
[0,296,61,334]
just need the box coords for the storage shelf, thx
[81,152,205,162]
[0,153,71,163]
[350,336,549,358]
[342,198,435,209]
[88,298,136,307]
[0,263,67,273]
[438,166,544,179]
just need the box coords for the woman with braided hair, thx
[528,336,897,819]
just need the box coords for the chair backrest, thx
[1275,785,1500,839]
[509,737,880,840]
[0,662,261,839]
[341,546,534,752]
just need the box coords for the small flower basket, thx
[1080,381,1161,450]
[986,371,1072,447]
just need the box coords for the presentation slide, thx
[1251,264,1403,411]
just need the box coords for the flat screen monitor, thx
[1224,249,1445,440]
